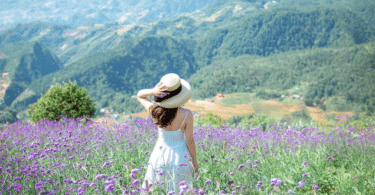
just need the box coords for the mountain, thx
[0,41,62,107]
[191,5,375,66]
[9,35,198,116]
[0,1,261,68]
[0,0,225,30]
[1,0,375,124]
[188,40,375,113]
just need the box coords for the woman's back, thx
[155,107,190,131]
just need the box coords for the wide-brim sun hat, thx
[153,73,192,108]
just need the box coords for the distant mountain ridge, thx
[1,0,375,123]
[0,0,237,30]
[0,1,260,67]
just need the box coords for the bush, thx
[238,113,278,131]
[304,98,314,107]
[255,89,281,100]
[291,109,312,122]
[0,106,18,127]
[226,115,245,127]
[26,80,97,124]
[196,112,225,127]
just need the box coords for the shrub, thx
[196,112,225,127]
[238,113,278,131]
[0,106,18,127]
[26,80,97,124]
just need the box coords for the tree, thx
[26,80,97,125]
[0,106,18,127]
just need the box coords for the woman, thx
[137,73,199,194]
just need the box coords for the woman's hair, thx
[149,104,178,128]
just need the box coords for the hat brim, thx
[155,79,192,108]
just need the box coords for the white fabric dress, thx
[141,109,194,194]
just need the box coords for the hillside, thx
[9,35,199,117]
[191,5,375,67]
[188,41,375,116]
[0,41,62,106]
[1,0,375,124]
[0,0,220,30]
[0,1,259,67]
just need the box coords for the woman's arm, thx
[137,88,155,114]
[137,82,169,114]
[137,88,155,100]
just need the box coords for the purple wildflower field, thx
[0,115,375,194]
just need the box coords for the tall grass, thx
[0,115,374,194]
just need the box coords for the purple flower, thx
[302,161,309,165]
[132,179,140,186]
[131,168,141,174]
[90,182,97,187]
[180,184,189,191]
[105,184,115,192]
[96,174,107,180]
[179,163,187,166]
[228,180,234,185]
[198,188,205,194]
[326,156,332,161]
[298,181,305,187]
[238,164,245,170]
[302,173,308,177]
[104,179,116,186]
[247,160,252,164]
[327,169,331,172]
[145,151,149,155]
[229,172,234,175]
[167,192,175,195]
[13,176,22,181]
[103,162,111,168]
[157,170,164,176]
[312,185,320,190]
[252,165,258,169]
[77,187,85,192]
[179,180,187,186]
[288,189,293,193]
[205,179,212,185]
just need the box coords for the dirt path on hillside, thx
[130,99,257,120]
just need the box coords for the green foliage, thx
[290,109,312,123]
[192,2,375,67]
[225,114,246,127]
[217,93,253,106]
[196,112,226,127]
[325,96,353,112]
[235,113,279,131]
[255,89,281,100]
[26,80,96,123]
[2,0,375,121]
[189,41,375,116]
[0,106,18,127]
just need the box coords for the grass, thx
[216,93,254,106]
[0,115,374,194]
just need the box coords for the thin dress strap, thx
[179,109,189,130]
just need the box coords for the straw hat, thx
[153,73,192,108]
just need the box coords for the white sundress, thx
[141,109,194,194]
